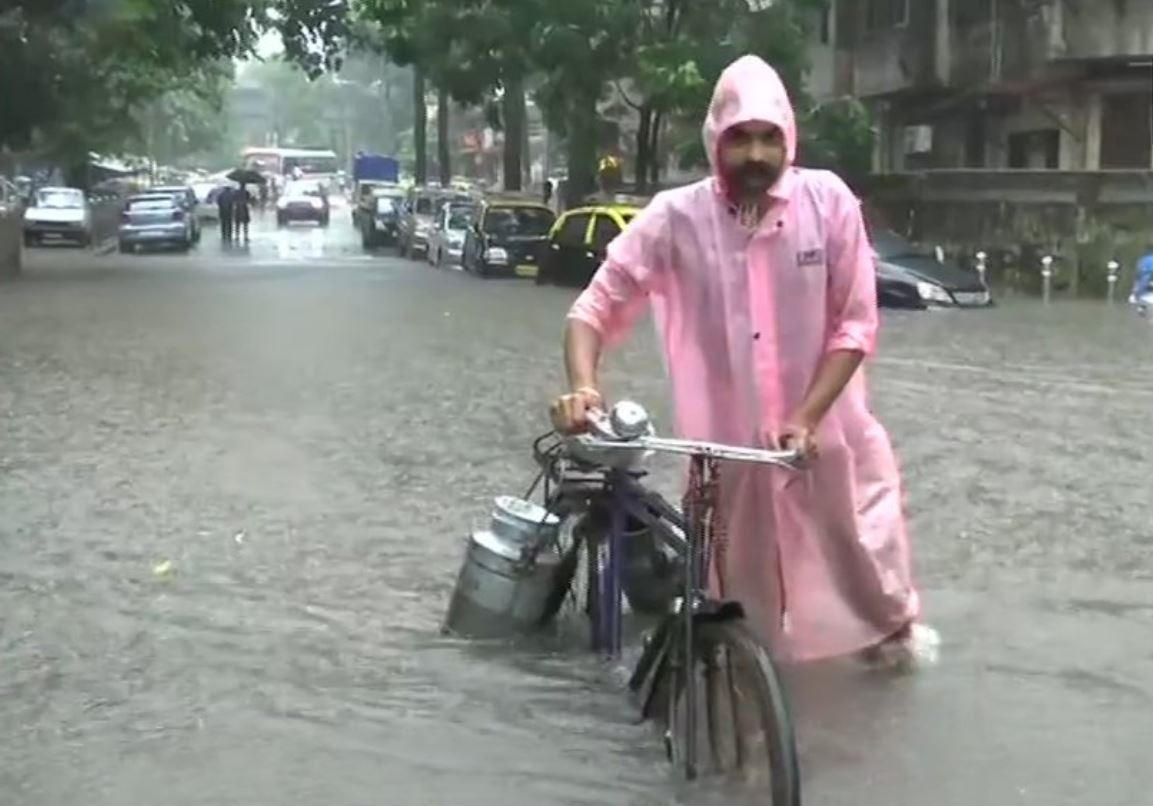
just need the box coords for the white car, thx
[426,201,476,268]
[23,187,92,247]
[191,182,222,221]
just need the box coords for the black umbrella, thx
[226,168,266,186]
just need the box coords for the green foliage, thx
[0,1,349,161]
[797,97,878,185]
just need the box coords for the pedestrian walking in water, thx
[216,185,235,241]
[233,185,252,244]
[551,54,938,670]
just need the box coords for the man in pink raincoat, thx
[550,55,938,667]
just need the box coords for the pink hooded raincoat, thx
[568,55,920,662]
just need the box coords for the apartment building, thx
[808,0,1153,172]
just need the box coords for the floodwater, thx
[2,211,1151,806]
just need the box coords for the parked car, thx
[426,201,477,268]
[148,185,202,243]
[398,186,473,258]
[22,186,93,247]
[536,201,641,287]
[461,198,556,278]
[359,187,406,248]
[191,182,222,221]
[118,193,195,253]
[872,229,993,309]
[276,179,330,227]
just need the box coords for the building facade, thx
[809,0,1153,172]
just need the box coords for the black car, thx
[461,199,556,278]
[361,192,405,248]
[872,229,993,309]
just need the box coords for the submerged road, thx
[2,205,1151,805]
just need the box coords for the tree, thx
[0,1,350,167]
[612,0,827,190]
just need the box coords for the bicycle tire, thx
[665,619,800,805]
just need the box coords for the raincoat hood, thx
[702,55,798,190]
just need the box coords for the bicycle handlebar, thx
[563,401,802,469]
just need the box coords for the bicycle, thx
[529,400,802,804]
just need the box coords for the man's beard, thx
[726,161,784,201]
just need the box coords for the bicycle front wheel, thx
[666,619,800,805]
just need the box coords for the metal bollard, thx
[1106,260,1120,304]
[1041,255,1054,303]
[975,251,988,285]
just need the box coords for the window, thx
[1101,91,1153,169]
[414,196,434,214]
[482,206,555,236]
[447,209,472,230]
[1007,130,1060,169]
[865,0,909,32]
[591,215,622,250]
[555,213,591,247]
[34,189,84,208]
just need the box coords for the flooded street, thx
[2,210,1152,806]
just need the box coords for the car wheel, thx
[320,216,330,227]
[78,232,92,248]
[277,215,286,227]
[23,233,35,248]
[118,241,131,254]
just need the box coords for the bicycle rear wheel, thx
[666,619,800,805]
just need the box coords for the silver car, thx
[426,201,476,268]
[118,193,195,253]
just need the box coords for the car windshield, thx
[35,189,83,208]
[128,197,176,211]
[447,209,473,229]
[483,206,554,236]
[414,196,435,214]
[870,229,931,260]
[285,182,323,198]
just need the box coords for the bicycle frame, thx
[547,466,688,657]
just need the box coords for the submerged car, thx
[118,193,195,252]
[462,198,556,278]
[536,201,641,287]
[872,229,993,309]
[276,180,330,227]
[426,201,476,268]
[22,187,93,247]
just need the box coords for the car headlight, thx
[916,281,952,303]
[309,198,323,209]
[447,232,464,246]
[277,198,289,209]
[484,247,508,263]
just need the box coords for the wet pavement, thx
[2,207,1152,806]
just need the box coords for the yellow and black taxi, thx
[461,196,556,278]
[535,199,643,287]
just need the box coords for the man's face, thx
[718,121,786,200]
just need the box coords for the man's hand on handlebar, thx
[549,386,603,434]
[769,418,818,461]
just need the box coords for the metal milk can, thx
[443,495,561,639]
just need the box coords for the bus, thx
[241,146,341,184]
